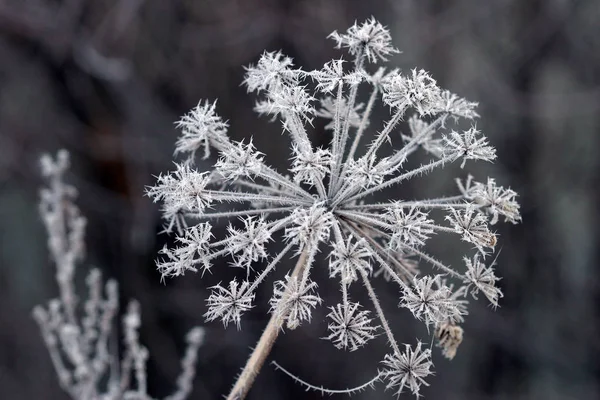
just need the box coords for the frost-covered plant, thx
[147,18,521,399]
[34,150,204,400]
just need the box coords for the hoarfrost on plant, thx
[148,18,521,397]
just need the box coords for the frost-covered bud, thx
[285,205,333,248]
[382,69,441,115]
[156,223,212,280]
[204,279,254,329]
[471,178,521,225]
[311,59,344,93]
[227,216,272,274]
[243,51,300,93]
[403,115,444,158]
[329,237,373,284]
[315,96,364,130]
[346,154,387,188]
[435,276,470,324]
[270,275,321,329]
[380,342,433,397]
[291,146,332,186]
[401,275,464,327]
[175,100,229,161]
[434,90,479,120]
[310,59,365,93]
[446,206,496,255]
[311,59,342,93]
[254,85,315,123]
[177,222,213,258]
[325,302,378,351]
[147,165,213,217]
[387,205,434,249]
[443,127,496,168]
[329,17,399,64]
[464,255,503,307]
[215,139,264,181]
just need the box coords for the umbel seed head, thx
[148,18,520,398]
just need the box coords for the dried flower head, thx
[435,322,464,360]
[148,18,520,398]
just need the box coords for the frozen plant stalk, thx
[34,150,205,400]
[148,18,521,399]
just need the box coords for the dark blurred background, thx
[1,0,599,399]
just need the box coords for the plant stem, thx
[226,247,310,400]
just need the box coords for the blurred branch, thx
[0,0,144,81]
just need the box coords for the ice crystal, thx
[464,254,503,308]
[175,100,229,162]
[325,301,378,351]
[443,126,497,168]
[329,17,399,63]
[227,216,272,275]
[148,18,521,398]
[243,51,299,93]
[388,205,435,249]
[401,276,464,328]
[270,275,322,330]
[380,342,434,397]
[215,139,264,181]
[382,69,441,115]
[446,206,497,255]
[328,237,373,284]
[468,177,521,225]
[156,223,212,279]
[204,279,254,329]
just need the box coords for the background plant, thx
[34,150,204,400]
